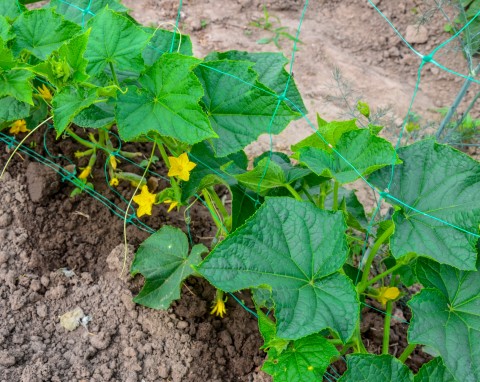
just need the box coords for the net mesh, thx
[3,0,480,377]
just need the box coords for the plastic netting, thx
[3,0,480,378]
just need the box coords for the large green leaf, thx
[0,0,25,20]
[338,354,413,382]
[85,8,150,76]
[116,53,216,144]
[291,118,358,156]
[198,197,359,341]
[262,334,339,382]
[52,86,98,136]
[414,358,456,382]
[408,258,480,382]
[370,139,480,270]
[0,96,30,123]
[131,226,207,309]
[206,50,307,114]
[48,0,128,24]
[0,69,34,105]
[298,129,397,184]
[12,8,81,60]
[194,60,300,157]
[142,27,193,66]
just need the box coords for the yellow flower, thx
[109,155,119,170]
[109,178,119,187]
[78,166,92,180]
[9,119,29,135]
[210,293,227,318]
[133,185,157,217]
[38,84,53,101]
[375,286,400,305]
[168,153,196,182]
[164,199,179,213]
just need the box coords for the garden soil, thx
[0,0,471,381]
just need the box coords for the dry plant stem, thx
[121,141,157,276]
[0,116,53,180]
[398,343,417,363]
[357,223,395,293]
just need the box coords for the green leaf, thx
[0,15,14,41]
[195,60,300,156]
[0,69,34,105]
[414,358,456,382]
[48,0,128,24]
[409,258,480,382]
[34,30,90,86]
[0,42,15,70]
[131,226,208,309]
[52,86,98,136]
[234,157,286,195]
[231,187,261,231]
[299,129,397,184]
[181,141,247,203]
[291,118,358,156]
[0,96,30,123]
[12,8,81,60]
[73,102,115,128]
[262,333,339,382]
[85,9,150,76]
[0,0,25,20]
[258,310,289,354]
[198,197,359,341]
[206,50,307,114]
[338,354,413,382]
[116,53,216,144]
[369,139,480,270]
[142,27,193,66]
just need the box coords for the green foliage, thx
[409,258,480,382]
[4,2,480,380]
[370,139,480,270]
[198,197,359,341]
[130,226,208,309]
[338,354,413,382]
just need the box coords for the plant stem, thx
[382,300,393,354]
[109,62,120,87]
[157,141,171,167]
[357,223,395,292]
[365,263,403,289]
[398,343,417,363]
[207,187,229,220]
[354,320,368,354]
[285,183,303,201]
[203,190,227,236]
[332,181,339,210]
[66,129,95,149]
[301,184,315,204]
